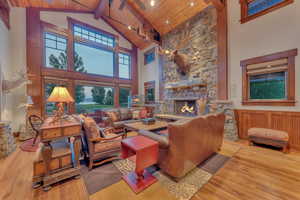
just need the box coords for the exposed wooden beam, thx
[124,1,154,30]
[205,0,225,10]
[94,0,108,19]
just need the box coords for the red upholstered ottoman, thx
[248,128,289,153]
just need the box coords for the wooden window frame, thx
[241,49,297,106]
[0,0,10,29]
[144,81,155,104]
[240,0,294,24]
[118,51,132,80]
[144,47,156,65]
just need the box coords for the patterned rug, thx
[81,153,230,198]
[113,153,230,200]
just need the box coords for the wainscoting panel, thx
[235,109,300,150]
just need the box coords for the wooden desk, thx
[33,116,81,191]
[121,136,159,193]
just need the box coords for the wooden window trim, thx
[240,0,294,24]
[144,81,155,104]
[241,49,297,106]
[0,0,10,29]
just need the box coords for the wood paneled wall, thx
[235,109,300,150]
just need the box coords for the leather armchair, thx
[139,113,225,179]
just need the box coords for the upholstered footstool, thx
[248,128,289,153]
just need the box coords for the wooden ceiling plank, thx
[94,0,108,19]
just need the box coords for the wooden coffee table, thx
[121,135,159,193]
[124,120,168,133]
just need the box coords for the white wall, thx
[228,0,300,111]
[138,44,160,102]
[0,17,12,122]
[40,11,132,49]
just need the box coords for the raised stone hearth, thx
[0,121,16,158]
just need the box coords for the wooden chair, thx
[28,115,44,146]
[82,117,127,170]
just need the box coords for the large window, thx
[74,42,114,76]
[75,84,114,113]
[119,87,131,107]
[40,18,137,116]
[241,49,297,106]
[119,53,131,79]
[240,0,293,23]
[73,25,115,48]
[44,32,67,69]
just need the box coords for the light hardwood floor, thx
[1,139,300,200]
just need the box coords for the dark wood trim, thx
[235,109,300,150]
[240,0,294,24]
[158,54,164,101]
[94,0,108,19]
[67,17,119,40]
[242,100,296,106]
[240,49,298,66]
[41,21,68,36]
[209,0,225,10]
[241,49,298,106]
[216,0,228,100]
[0,0,10,29]
[67,18,75,72]
[131,46,138,95]
[26,8,42,117]
[41,68,132,85]
[36,8,94,14]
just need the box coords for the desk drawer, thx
[63,126,81,136]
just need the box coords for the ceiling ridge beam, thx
[94,0,107,19]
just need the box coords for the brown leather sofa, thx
[139,113,225,179]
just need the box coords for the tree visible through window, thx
[119,87,131,107]
[249,72,286,99]
[75,85,114,113]
[45,32,67,69]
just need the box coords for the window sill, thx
[242,100,296,106]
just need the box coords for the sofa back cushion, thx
[83,117,101,139]
[139,109,148,119]
[119,108,132,120]
[105,111,121,122]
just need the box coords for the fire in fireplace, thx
[174,100,197,116]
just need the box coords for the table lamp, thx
[47,86,74,123]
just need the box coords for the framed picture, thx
[144,47,156,65]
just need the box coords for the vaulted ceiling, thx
[9,0,213,49]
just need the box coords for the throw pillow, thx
[139,109,148,119]
[132,110,140,119]
[119,108,131,120]
[106,111,120,122]
[83,117,101,139]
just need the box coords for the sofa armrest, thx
[139,130,169,149]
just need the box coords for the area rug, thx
[19,138,40,152]
[80,162,123,195]
[113,153,230,200]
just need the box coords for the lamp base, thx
[50,102,65,124]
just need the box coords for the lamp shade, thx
[47,86,74,103]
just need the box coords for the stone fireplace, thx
[156,6,238,141]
